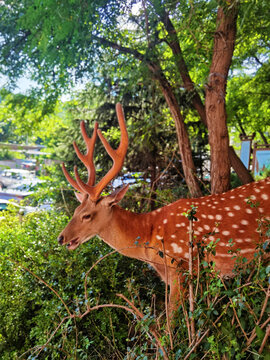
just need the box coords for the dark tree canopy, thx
[0,0,269,194]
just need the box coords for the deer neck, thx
[98,205,151,258]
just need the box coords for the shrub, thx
[0,208,269,359]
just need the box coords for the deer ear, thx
[75,192,85,203]
[103,184,129,207]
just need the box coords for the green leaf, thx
[255,325,265,342]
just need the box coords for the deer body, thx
[58,103,270,310]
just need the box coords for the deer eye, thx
[82,214,92,220]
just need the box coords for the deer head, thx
[58,103,129,250]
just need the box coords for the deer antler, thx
[62,103,128,201]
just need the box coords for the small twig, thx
[258,325,270,354]
[220,277,249,342]
[184,303,230,359]
[246,284,270,347]
[188,218,196,343]
[117,294,170,360]
[60,187,71,216]
[181,296,192,344]
[195,251,201,299]
[161,239,174,350]
[7,257,72,317]
[84,249,118,306]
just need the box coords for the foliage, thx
[0,0,269,195]
[0,204,269,359]
[0,148,13,160]
[0,209,163,359]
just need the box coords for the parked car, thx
[21,159,36,170]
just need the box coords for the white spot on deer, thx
[241,219,249,225]
[170,212,174,216]
[245,238,252,242]
[201,202,206,205]
[204,225,210,230]
[171,243,183,254]
[209,235,215,241]
[258,208,264,213]
[171,235,176,239]
[261,193,269,200]
[241,249,254,254]
[239,230,245,233]
[198,227,203,232]
[184,253,189,259]
[177,213,181,216]
[181,222,186,226]
[236,238,243,243]
[158,225,161,230]
[225,207,231,211]
[250,195,256,200]
[245,208,253,214]
[216,214,223,220]
[214,201,219,205]
[212,206,216,209]
[239,194,244,198]
[230,196,235,199]
[157,208,162,213]
[156,235,163,240]
[219,242,226,246]
[222,230,230,236]
[232,224,239,228]
[208,215,214,219]
[221,197,225,200]
[201,214,207,218]
[176,224,181,228]
[254,188,261,193]
[233,205,241,210]
[163,219,168,224]
[180,240,185,243]
[228,212,234,217]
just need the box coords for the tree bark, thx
[205,1,238,194]
[228,146,254,184]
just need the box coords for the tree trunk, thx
[159,4,252,190]
[229,146,254,184]
[205,1,238,194]
[159,11,208,127]
[148,61,202,197]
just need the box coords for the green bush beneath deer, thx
[0,208,269,359]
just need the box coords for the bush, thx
[0,208,269,359]
[0,210,163,359]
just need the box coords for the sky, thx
[0,74,36,94]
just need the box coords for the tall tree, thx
[0,0,268,194]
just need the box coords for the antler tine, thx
[73,121,98,187]
[92,103,128,200]
[62,121,98,195]
[62,163,82,193]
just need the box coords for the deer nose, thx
[58,235,64,245]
